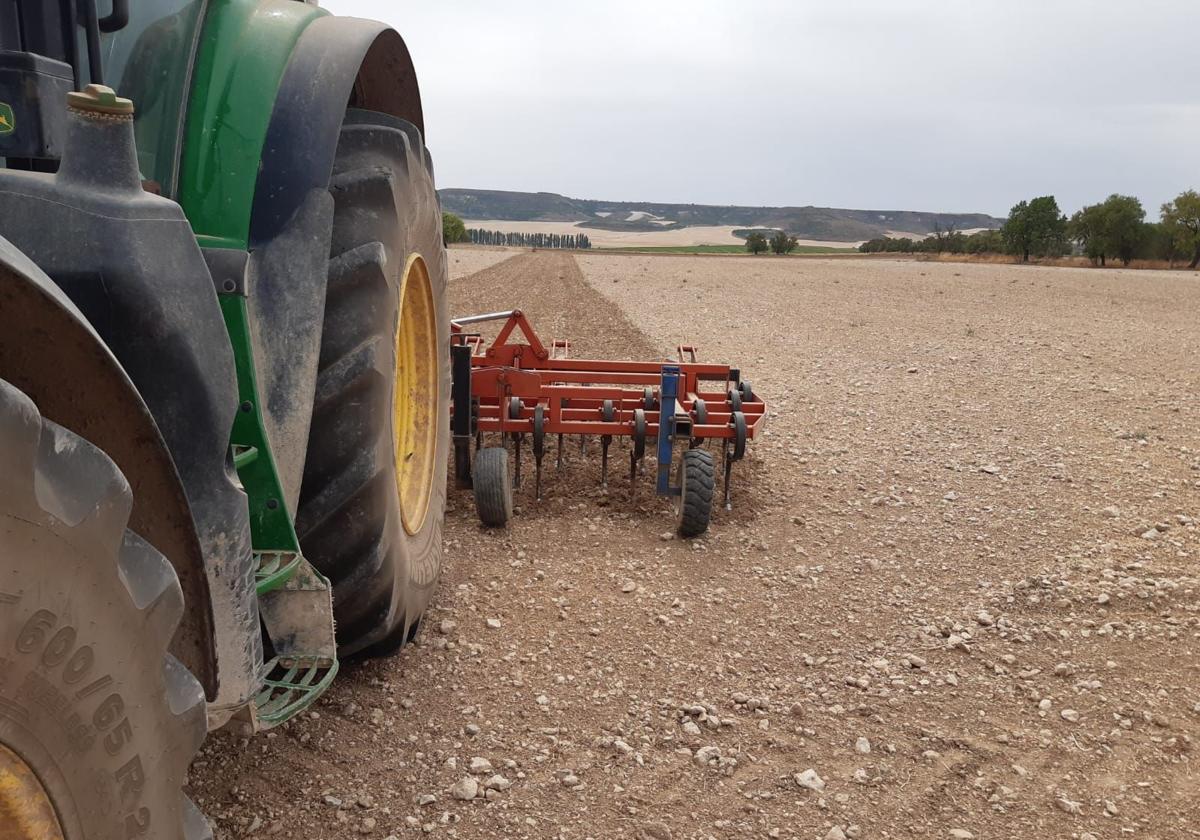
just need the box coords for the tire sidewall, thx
[1,520,183,840]
[386,146,450,636]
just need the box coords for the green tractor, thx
[0,2,450,836]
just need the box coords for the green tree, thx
[964,229,1003,254]
[769,231,798,254]
[1161,189,1200,268]
[745,232,768,255]
[1139,221,1180,262]
[1070,195,1145,266]
[1102,194,1146,266]
[1002,196,1067,261]
[1068,203,1107,265]
[442,212,468,244]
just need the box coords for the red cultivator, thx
[450,310,766,536]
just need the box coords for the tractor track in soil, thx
[192,250,1200,840]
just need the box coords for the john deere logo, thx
[0,103,13,136]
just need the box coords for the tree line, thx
[441,212,592,249]
[858,189,1200,268]
[466,229,592,249]
[859,228,1003,255]
[745,230,799,255]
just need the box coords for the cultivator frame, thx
[450,310,766,535]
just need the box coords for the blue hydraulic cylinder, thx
[656,365,681,495]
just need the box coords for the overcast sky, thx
[323,1,1198,217]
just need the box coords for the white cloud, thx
[321,0,1200,215]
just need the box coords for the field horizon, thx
[442,187,1003,245]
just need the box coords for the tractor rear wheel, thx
[295,109,449,657]
[0,380,209,840]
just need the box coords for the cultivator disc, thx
[449,310,766,535]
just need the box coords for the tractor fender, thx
[0,121,264,722]
[253,16,425,246]
[241,17,429,512]
[0,235,219,699]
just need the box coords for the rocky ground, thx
[193,250,1200,840]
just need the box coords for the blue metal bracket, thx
[656,365,681,496]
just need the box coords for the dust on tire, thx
[0,379,208,840]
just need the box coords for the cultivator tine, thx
[508,397,524,488]
[631,408,647,498]
[556,433,564,469]
[723,411,747,511]
[513,434,522,488]
[599,399,616,491]
[531,405,546,502]
[722,444,734,511]
[601,437,610,489]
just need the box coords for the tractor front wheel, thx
[0,380,209,840]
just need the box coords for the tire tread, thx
[677,448,715,538]
[295,110,448,656]
[473,447,512,527]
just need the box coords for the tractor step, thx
[255,550,302,595]
[232,443,259,470]
[253,656,339,727]
[251,554,339,729]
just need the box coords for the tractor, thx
[0,2,449,837]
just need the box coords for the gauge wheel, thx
[675,447,715,538]
[473,447,513,527]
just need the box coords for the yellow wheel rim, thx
[394,254,438,536]
[0,744,64,840]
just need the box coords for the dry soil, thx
[193,250,1200,840]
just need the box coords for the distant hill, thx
[439,188,1003,242]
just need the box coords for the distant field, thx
[598,243,856,255]
[442,187,1005,240]
[463,218,857,249]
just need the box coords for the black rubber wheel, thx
[295,109,450,657]
[691,398,708,426]
[642,387,656,412]
[676,447,715,538]
[473,447,513,527]
[739,380,755,403]
[727,388,742,411]
[632,408,647,460]
[729,410,748,461]
[0,380,209,839]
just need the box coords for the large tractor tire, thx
[295,109,450,657]
[0,381,209,839]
